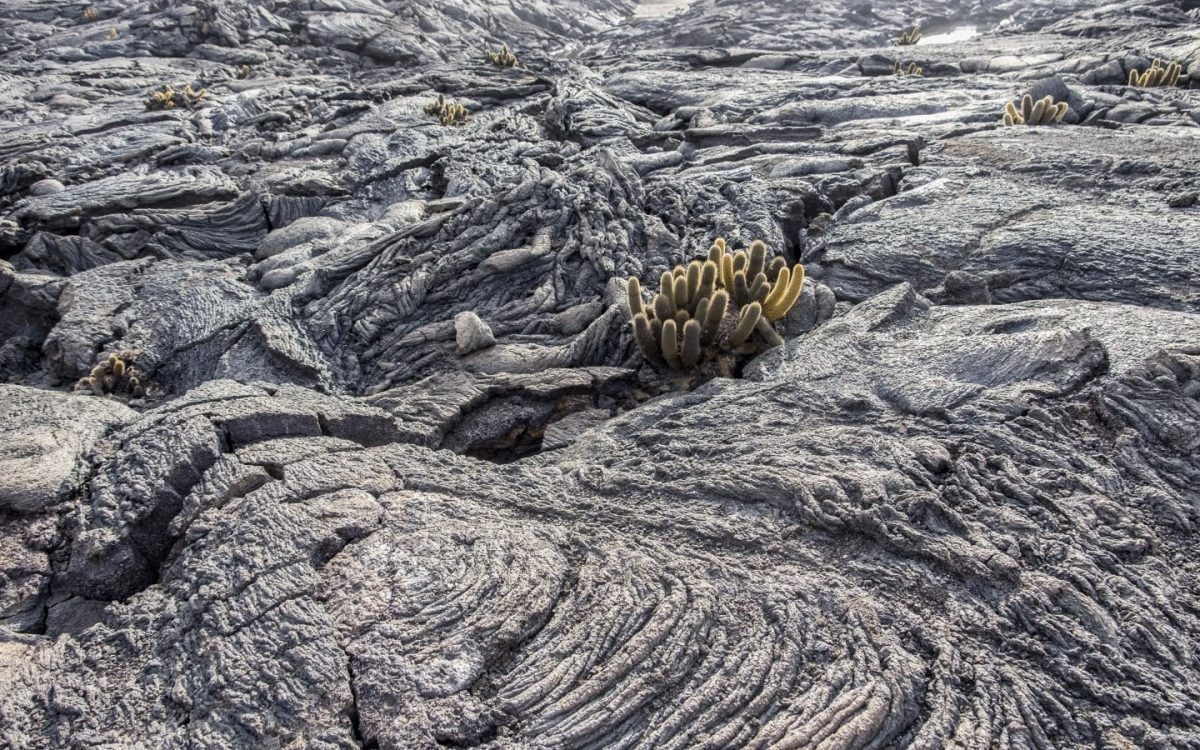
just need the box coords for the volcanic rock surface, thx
[2,0,1200,748]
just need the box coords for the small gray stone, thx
[942,270,992,305]
[454,312,495,356]
[28,179,65,196]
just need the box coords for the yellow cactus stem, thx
[661,274,677,311]
[674,274,692,312]
[747,272,770,304]
[1030,98,1046,124]
[719,252,735,291]
[660,319,683,369]
[653,291,672,321]
[895,25,921,45]
[626,277,644,318]
[1166,61,1182,86]
[763,264,805,321]
[702,289,728,344]
[766,255,786,279]
[694,296,710,332]
[685,261,702,305]
[633,313,658,360]
[731,303,762,347]
[1129,59,1184,88]
[732,271,750,306]
[697,261,718,300]
[755,318,784,348]
[707,241,723,265]
[747,240,766,278]
[674,308,689,330]
[680,320,702,369]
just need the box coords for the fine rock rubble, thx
[1,0,1199,748]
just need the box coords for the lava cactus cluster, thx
[627,238,804,375]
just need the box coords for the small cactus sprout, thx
[624,238,804,374]
[424,94,468,126]
[83,6,98,21]
[1128,59,1183,88]
[235,64,250,80]
[895,26,921,46]
[106,26,118,39]
[895,61,923,76]
[485,44,519,67]
[74,351,146,400]
[1001,94,1068,126]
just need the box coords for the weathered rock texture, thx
[2,0,1199,748]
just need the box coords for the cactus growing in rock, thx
[894,61,923,77]
[1002,94,1069,126]
[485,44,519,67]
[1128,59,1183,88]
[424,94,468,126]
[145,84,207,111]
[895,26,921,46]
[625,238,805,374]
[74,351,147,399]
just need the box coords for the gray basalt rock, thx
[2,0,1200,748]
[0,386,135,630]
[454,311,496,356]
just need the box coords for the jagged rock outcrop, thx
[1,0,1199,748]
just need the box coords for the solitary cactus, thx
[625,238,805,373]
[424,94,468,126]
[74,351,146,399]
[1002,94,1069,126]
[145,84,207,111]
[485,44,519,67]
[894,61,923,77]
[895,26,921,46]
[1128,59,1183,88]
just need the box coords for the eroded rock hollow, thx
[2,0,1199,747]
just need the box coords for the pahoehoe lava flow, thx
[1,1,1199,748]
